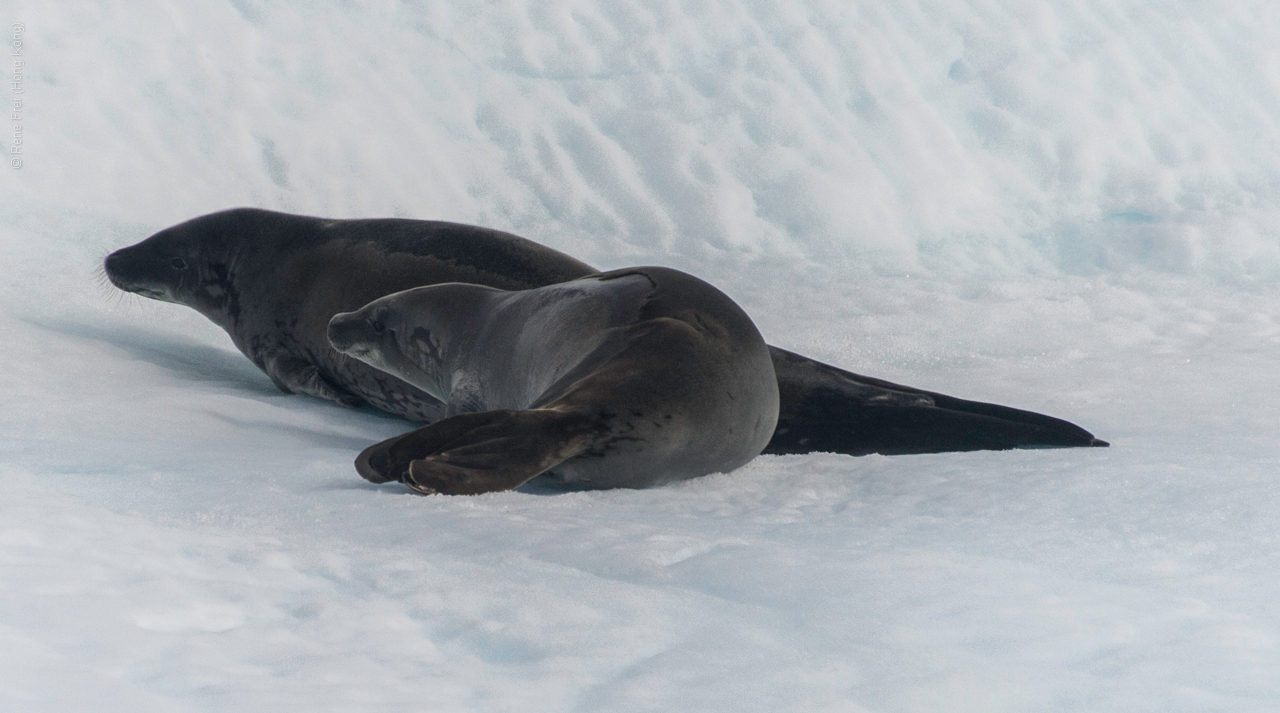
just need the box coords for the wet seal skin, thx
[104,208,1106,462]
[328,267,779,494]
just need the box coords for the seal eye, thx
[370,318,386,335]
[170,257,188,270]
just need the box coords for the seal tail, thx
[355,409,601,495]
[766,347,1107,456]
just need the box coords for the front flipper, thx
[265,353,365,408]
[766,346,1107,455]
[355,409,602,495]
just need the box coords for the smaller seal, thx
[326,267,780,495]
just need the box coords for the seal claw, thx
[402,470,438,496]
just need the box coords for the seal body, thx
[328,267,779,493]
[105,208,1106,458]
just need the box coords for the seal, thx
[103,208,596,422]
[104,208,1107,457]
[326,267,779,494]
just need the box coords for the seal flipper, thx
[265,353,365,408]
[356,409,603,495]
[766,346,1106,455]
[354,415,496,484]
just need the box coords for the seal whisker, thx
[110,289,142,311]
[92,262,115,293]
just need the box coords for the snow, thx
[2,1,1279,710]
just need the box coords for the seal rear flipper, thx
[766,346,1106,455]
[357,409,602,495]
[768,387,1104,455]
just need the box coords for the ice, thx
[3,1,1279,710]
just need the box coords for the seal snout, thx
[103,246,167,298]
[102,249,134,291]
[327,311,374,356]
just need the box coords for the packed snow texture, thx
[2,1,1279,711]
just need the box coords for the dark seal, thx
[327,267,779,494]
[104,208,1107,457]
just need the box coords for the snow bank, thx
[5,0,1280,277]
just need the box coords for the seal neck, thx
[395,284,498,403]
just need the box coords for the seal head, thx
[104,211,244,328]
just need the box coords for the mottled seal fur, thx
[327,267,779,494]
[104,208,1106,458]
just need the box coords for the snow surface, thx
[3,1,1280,710]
